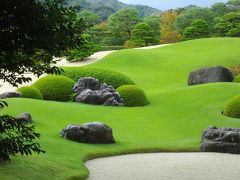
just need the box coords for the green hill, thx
[1,38,240,180]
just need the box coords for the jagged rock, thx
[60,122,116,144]
[15,113,32,123]
[200,126,240,154]
[73,77,123,106]
[0,92,21,99]
[188,66,233,85]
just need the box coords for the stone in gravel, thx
[200,126,240,154]
[15,113,33,123]
[60,122,116,144]
[0,92,21,99]
[73,77,123,106]
[188,66,233,85]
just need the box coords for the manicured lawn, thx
[1,38,240,179]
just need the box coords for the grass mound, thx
[16,86,43,100]
[223,95,240,118]
[61,67,135,89]
[32,75,75,102]
[117,85,149,107]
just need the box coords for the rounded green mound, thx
[16,86,43,100]
[233,75,240,83]
[33,75,75,102]
[223,95,240,118]
[117,85,149,107]
[61,67,135,89]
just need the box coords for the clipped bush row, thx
[32,75,75,102]
[117,85,149,107]
[61,67,135,89]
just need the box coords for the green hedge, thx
[116,85,149,107]
[99,46,125,51]
[32,75,75,102]
[16,86,43,100]
[223,95,240,118]
[61,67,135,89]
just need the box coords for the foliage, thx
[0,114,45,161]
[116,85,149,107]
[160,11,182,44]
[108,8,140,41]
[215,12,240,37]
[78,10,101,27]
[32,75,75,102]
[176,7,215,33]
[99,46,125,51]
[183,19,210,39]
[211,2,228,17]
[233,74,240,82]
[16,86,43,100]
[66,34,99,61]
[0,0,86,86]
[124,40,140,48]
[226,0,240,12]
[229,65,240,76]
[144,15,161,44]
[132,23,154,46]
[223,95,240,118]
[61,67,135,89]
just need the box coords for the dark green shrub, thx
[233,74,240,83]
[116,85,149,107]
[61,67,135,89]
[16,86,43,100]
[99,46,125,51]
[32,75,75,102]
[223,95,240,118]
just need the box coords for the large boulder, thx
[188,66,233,85]
[60,122,116,144]
[15,113,33,123]
[73,77,123,106]
[0,92,21,99]
[200,126,240,154]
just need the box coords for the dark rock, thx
[15,113,33,123]
[0,92,21,99]
[73,77,123,106]
[188,66,233,85]
[60,122,116,144]
[200,126,240,154]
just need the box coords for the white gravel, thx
[86,152,240,180]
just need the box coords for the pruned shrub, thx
[223,95,240,118]
[116,85,149,107]
[61,67,135,89]
[233,74,240,83]
[32,75,75,102]
[16,86,43,100]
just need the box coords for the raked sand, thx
[86,152,240,180]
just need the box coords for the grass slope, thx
[1,38,240,179]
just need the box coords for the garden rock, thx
[188,66,233,85]
[15,113,33,123]
[60,122,116,144]
[0,92,21,99]
[200,126,240,154]
[73,77,123,106]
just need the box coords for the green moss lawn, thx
[1,38,240,179]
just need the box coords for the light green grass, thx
[1,38,240,179]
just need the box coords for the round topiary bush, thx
[16,86,43,100]
[32,75,75,102]
[223,95,240,118]
[233,75,240,83]
[116,85,149,107]
[61,67,135,89]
